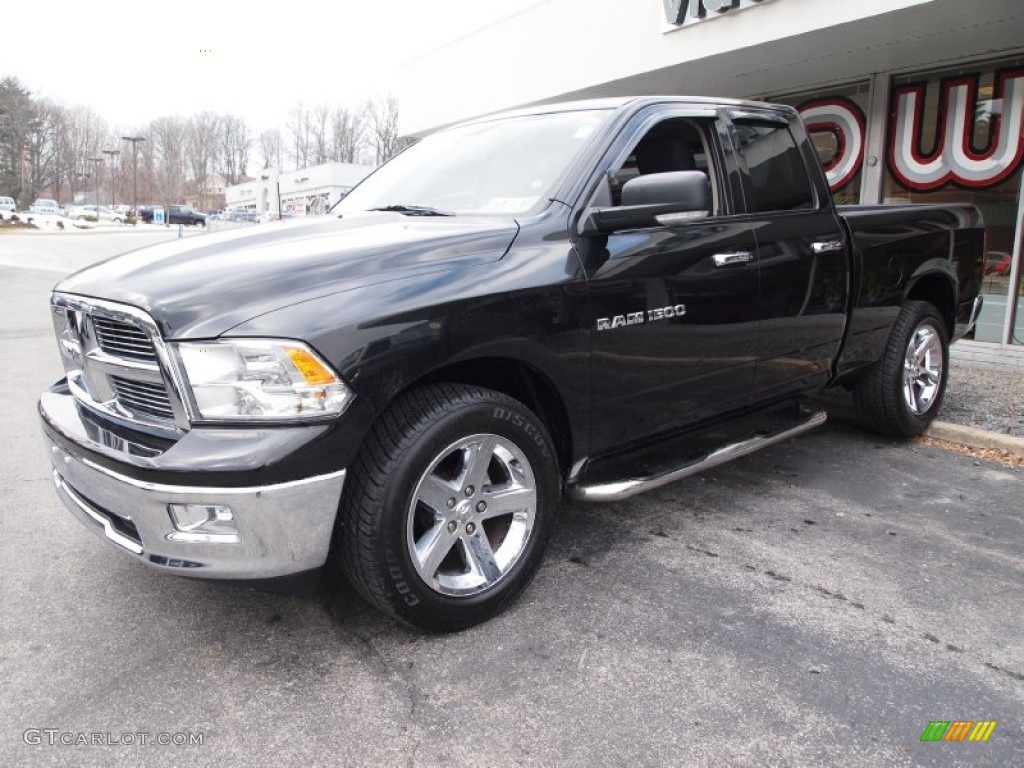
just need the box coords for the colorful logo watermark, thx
[920,721,997,742]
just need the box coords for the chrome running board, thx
[569,409,827,502]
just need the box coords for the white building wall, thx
[224,162,375,214]
[399,0,1006,135]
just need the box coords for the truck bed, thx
[834,203,985,381]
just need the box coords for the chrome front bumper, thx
[46,437,345,579]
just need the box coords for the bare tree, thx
[330,106,364,164]
[150,115,187,204]
[49,104,73,202]
[138,129,157,203]
[3,83,397,206]
[219,114,251,183]
[23,99,64,202]
[286,102,311,170]
[309,103,330,166]
[258,128,282,170]
[56,106,108,202]
[363,95,400,165]
[186,111,220,194]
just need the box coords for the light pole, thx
[121,135,145,215]
[89,157,104,208]
[102,149,120,208]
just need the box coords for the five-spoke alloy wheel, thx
[854,300,949,438]
[408,433,538,597]
[334,384,558,631]
[902,321,944,416]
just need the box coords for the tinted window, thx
[734,121,815,212]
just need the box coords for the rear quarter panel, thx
[835,203,984,379]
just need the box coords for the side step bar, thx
[569,409,827,502]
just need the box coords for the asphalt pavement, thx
[0,232,1021,767]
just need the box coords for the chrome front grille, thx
[93,316,157,361]
[110,376,175,420]
[51,293,187,431]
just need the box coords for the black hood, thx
[56,212,519,338]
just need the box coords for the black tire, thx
[335,383,559,631]
[853,300,949,438]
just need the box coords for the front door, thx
[576,111,760,455]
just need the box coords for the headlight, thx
[175,339,353,421]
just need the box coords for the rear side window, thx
[733,120,815,212]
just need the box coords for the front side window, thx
[734,121,815,212]
[606,116,721,214]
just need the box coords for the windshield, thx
[335,109,610,217]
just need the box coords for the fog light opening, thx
[167,503,240,543]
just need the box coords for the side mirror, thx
[579,170,710,235]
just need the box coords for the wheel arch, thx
[407,357,575,480]
[905,271,956,338]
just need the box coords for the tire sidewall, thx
[892,305,949,435]
[372,395,559,629]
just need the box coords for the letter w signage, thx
[664,0,767,27]
[795,67,1024,193]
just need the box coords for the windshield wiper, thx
[369,204,454,216]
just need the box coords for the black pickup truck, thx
[139,204,206,226]
[40,96,984,631]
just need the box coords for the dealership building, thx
[399,0,1023,346]
[225,162,375,218]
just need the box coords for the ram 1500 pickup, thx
[40,96,985,630]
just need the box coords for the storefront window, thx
[771,81,871,206]
[883,58,1024,344]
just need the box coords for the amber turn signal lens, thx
[286,347,337,385]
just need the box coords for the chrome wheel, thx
[407,433,537,597]
[902,321,943,415]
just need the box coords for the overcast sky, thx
[1,0,540,132]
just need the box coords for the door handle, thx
[812,240,844,254]
[712,251,752,267]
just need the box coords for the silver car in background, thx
[65,205,125,224]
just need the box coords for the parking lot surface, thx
[0,233,1021,767]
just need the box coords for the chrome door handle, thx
[712,251,752,267]
[812,240,844,254]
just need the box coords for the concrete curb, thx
[925,421,1024,457]
[820,400,1024,458]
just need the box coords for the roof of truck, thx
[466,94,787,124]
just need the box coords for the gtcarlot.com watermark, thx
[24,729,203,747]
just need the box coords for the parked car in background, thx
[66,205,125,224]
[0,196,15,219]
[985,251,1011,277]
[140,204,206,226]
[230,209,260,223]
[29,199,60,215]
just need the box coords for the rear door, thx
[730,111,849,397]
[575,107,760,454]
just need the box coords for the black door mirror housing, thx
[580,171,711,234]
